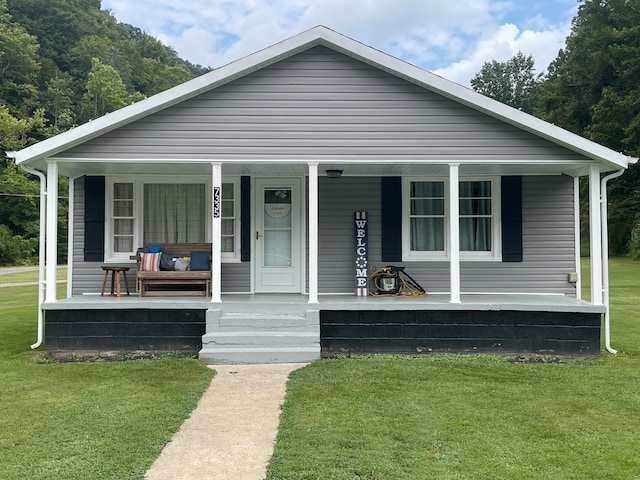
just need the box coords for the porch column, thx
[308,162,319,303]
[211,162,222,303]
[66,176,75,298]
[45,161,58,303]
[573,176,581,299]
[589,165,603,305]
[449,163,461,303]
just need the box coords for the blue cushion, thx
[148,244,161,253]
[190,251,210,271]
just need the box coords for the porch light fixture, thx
[326,169,343,178]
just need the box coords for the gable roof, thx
[7,25,637,171]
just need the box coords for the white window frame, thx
[104,175,241,263]
[402,176,502,261]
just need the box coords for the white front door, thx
[255,178,304,293]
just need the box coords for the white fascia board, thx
[10,25,639,170]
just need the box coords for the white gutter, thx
[600,168,625,354]
[19,164,47,350]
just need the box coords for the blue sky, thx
[100,0,578,86]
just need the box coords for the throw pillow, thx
[139,252,161,271]
[190,251,210,271]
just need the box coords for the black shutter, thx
[381,177,402,262]
[240,176,251,262]
[84,176,105,262]
[501,176,523,262]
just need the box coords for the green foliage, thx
[470,52,541,113]
[537,0,640,255]
[0,224,37,265]
[627,215,640,260]
[0,0,209,266]
[83,57,138,120]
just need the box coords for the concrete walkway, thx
[145,363,307,480]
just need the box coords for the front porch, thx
[43,294,604,362]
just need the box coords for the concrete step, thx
[202,331,318,347]
[200,307,321,364]
[199,346,320,364]
[215,313,315,332]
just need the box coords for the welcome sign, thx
[354,211,368,296]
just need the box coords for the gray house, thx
[8,26,637,363]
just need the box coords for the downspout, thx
[19,164,47,350]
[600,169,625,355]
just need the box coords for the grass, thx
[0,266,67,284]
[266,257,640,480]
[0,284,214,480]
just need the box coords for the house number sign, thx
[354,211,368,296]
[213,187,221,218]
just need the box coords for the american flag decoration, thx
[354,211,368,296]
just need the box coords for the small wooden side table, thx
[101,266,131,297]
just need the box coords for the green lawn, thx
[266,257,640,480]
[0,266,67,284]
[0,284,214,480]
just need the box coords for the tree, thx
[470,52,541,113]
[538,0,640,255]
[81,57,143,121]
[0,0,40,114]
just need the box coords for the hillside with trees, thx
[0,0,209,264]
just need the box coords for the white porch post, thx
[66,177,74,298]
[449,163,461,303]
[589,165,603,305]
[45,161,58,303]
[308,162,319,303]
[573,176,581,300]
[211,163,222,303]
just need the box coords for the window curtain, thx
[459,181,491,251]
[144,184,205,244]
[410,181,445,251]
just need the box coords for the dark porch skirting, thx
[320,310,602,356]
[44,309,205,352]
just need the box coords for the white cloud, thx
[433,22,570,86]
[102,0,576,84]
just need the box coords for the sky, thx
[100,0,579,86]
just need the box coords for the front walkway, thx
[145,363,307,480]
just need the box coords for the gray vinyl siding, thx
[56,46,588,163]
[71,177,251,295]
[317,175,577,296]
[71,176,104,295]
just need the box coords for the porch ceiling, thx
[57,159,591,179]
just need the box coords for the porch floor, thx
[43,293,604,314]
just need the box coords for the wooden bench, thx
[132,243,212,297]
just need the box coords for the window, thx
[112,183,134,255]
[403,177,501,260]
[105,177,240,262]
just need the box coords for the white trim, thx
[589,166,603,305]
[46,162,58,303]
[402,176,502,261]
[308,163,319,303]
[449,164,461,304]
[66,176,75,298]
[211,163,222,303]
[573,177,581,300]
[44,157,599,165]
